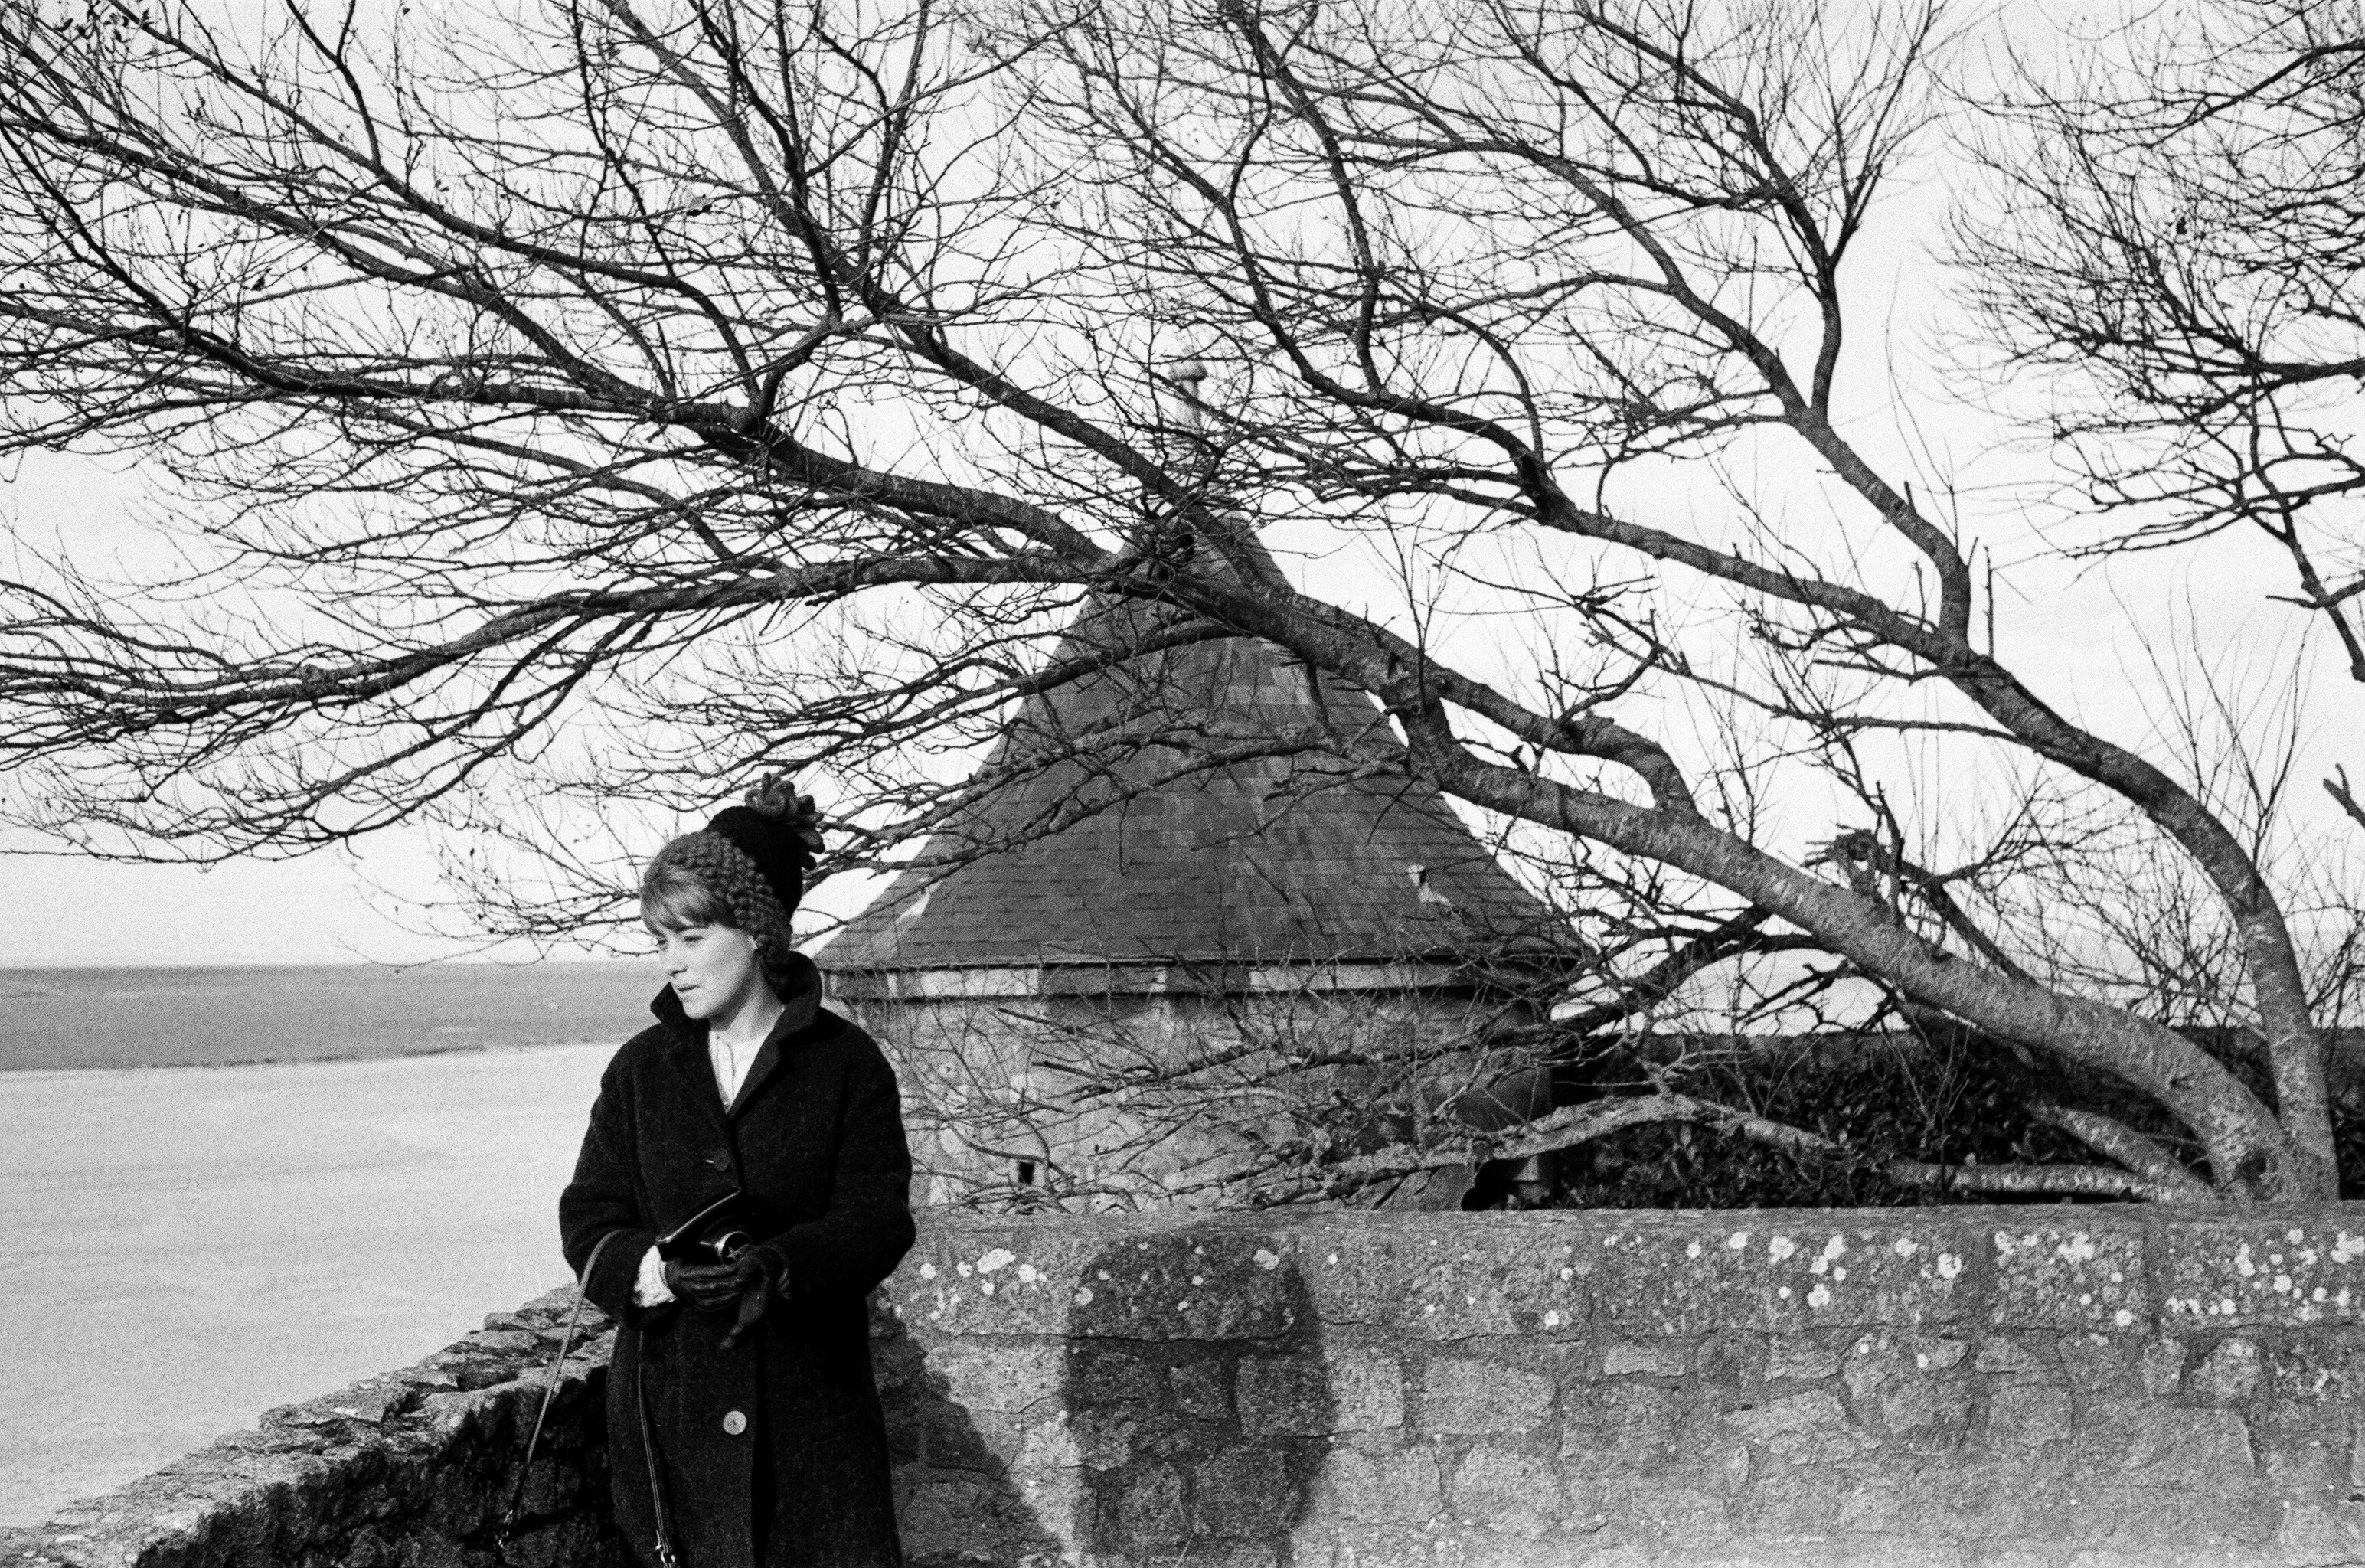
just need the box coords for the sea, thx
[1,962,668,1527]
[0,961,667,1071]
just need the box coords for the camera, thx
[656,1191,756,1266]
[691,1227,753,1265]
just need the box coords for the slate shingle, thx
[818,580,1570,973]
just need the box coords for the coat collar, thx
[649,950,825,1117]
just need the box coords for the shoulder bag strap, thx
[504,1228,628,1536]
[638,1343,683,1568]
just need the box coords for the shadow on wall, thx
[1070,1227,1331,1564]
[877,1223,1335,1568]
[867,1297,1067,1567]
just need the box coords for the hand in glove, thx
[668,1246,788,1350]
[718,1244,789,1350]
[664,1257,746,1312]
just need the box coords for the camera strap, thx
[504,1228,626,1539]
[638,1353,683,1568]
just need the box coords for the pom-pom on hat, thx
[704,773,825,916]
[642,774,826,962]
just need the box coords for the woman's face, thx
[650,922,766,1022]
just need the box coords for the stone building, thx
[818,541,1571,1209]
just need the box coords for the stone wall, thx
[20,1207,2365,1568]
[833,975,1547,1210]
[881,1206,2365,1567]
[0,1289,619,1568]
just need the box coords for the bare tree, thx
[0,0,2347,1200]
[1954,0,2365,818]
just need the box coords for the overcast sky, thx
[1,0,2350,969]
[2,458,2327,969]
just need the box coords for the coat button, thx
[721,1410,748,1436]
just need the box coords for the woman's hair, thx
[639,858,737,935]
[639,848,802,993]
[639,775,823,992]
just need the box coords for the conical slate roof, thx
[818,578,1567,975]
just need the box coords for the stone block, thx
[1423,1527,1602,1567]
[1739,1465,1852,1539]
[1070,1406,1138,1471]
[1595,1217,1970,1337]
[1834,1473,1903,1536]
[400,1537,471,1568]
[509,1455,582,1518]
[1172,1548,1277,1568]
[313,1377,419,1425]
[1288,1224,1404,1328]
[1716,1441,1754,1498]
[1981,1381,2072,1454]
[1304,1443,1443,1529]
[2278,1499,2365,1566]
[1169,1359,1234,1421]
[1330,1348,1406,1431]
[1988,1225,2148,1331]
[2158,1218,2365,1331]
[934,1407,1029,1472]
[1724,1390,1880,1466]
[1399,1223,1593,1339]
[2099,1486,2282,1549]
[1189,1444,1302,1538]
[881,1397,924,1465]
[1766,1336,1841,1382]
[2058,1333,2136,1394]
[1602,1341,1687,1378]
[909,1473,1027,1553]
[917,1341,1065,1414]
[1821,1542,1983,1568]
[1692,1335,1764,1393]
[1129,1415,1205,1466]
[1563,1383,1684,1469]
[1846,1330,1967,1377]
[1116,1463,1188,1549]
[1201,1542,1295,1568]
[1594,1223,1748,1338]
[2140,1337,2186,1396]
[2082,1546,2212,1568]
[1238,1355,1331,1437]
[2074,1400,2258,1497]
[914,1402,991,1472]
[1312,1525,1436,1567]
[1972,1337,2045,1377]
[1068,1230,1305,1341]
[1586,1473,1731,1544]
[899,1230,1088,1337]
[2268,1331,2365,1406]
[1881,1460,2083,1540]
[1419,1354,1556,1433]
[2256,1407,2352,1501]
[2189,1338,2262,1404]
[1841,1332,1972,1447]
[1444,1446,1565,1537]
[1066,1343,1161,1406]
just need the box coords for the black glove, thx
[664,1256,746,1312]
[717,1244,787,1351]
[667,1246,788,1349]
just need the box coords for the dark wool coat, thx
[560,953,916,1568]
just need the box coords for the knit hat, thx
[641,774,826,961]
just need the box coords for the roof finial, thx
[1158,355,1210,436]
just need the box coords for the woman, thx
[561,778,916,1568]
